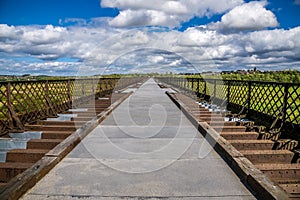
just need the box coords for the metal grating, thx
[157,77,300,135]
[0,77,144,133]
[286,85,300,124]
[250,82,285,117]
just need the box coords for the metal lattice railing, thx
[0,77,144,134]
[157,77,300,137]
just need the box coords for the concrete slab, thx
[47,114,79,121]
[0,151,7,162]
[9,131,42,140]
[22,158,254,199]
[102,79,189,127]
[67,138,220,160]
[0,138,28,162]
[22,78,254,199]
[78,125,202,139]
[0,138,27,150]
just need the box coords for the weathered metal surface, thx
[0,77,145,133]
[157,77,300,140]
[165,90,291,199]
[0,91,133,199]
[21,79,254,200]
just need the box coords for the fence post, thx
[227,80,230,105]
[197,78,200,97]
[282,83,289,125]
[6,83,13,129]
[81,80,85,96]
[92,79,95,95]
[99,79,102,96]
[185,78,188,90]
[67,80,72,105]
[6,82,24,130]
[107,79,110,92]
[111,79,114,91]
[186,78,188,90]
[247,81,252,112]
[179,78,182,88]
[45,81,49,116]
[119,78,121,90]
[204,81,207,98]
[188,78,191,92]
[105,79,108,94]
[180,78,181,88]
[192,78,195,93]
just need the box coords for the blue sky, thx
[1,0,299,29]
[0,0,300,75]
[0,0,118,26]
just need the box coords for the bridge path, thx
[22,78,254,199]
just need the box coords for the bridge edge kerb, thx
[165,91,289,200]
[0,91,134,200]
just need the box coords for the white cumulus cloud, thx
[0,24,22,39]
[22,25,67,45]
[108,10,179,28]
[211,1,279,31]
[0,23,300,75]
[102,0,244,28]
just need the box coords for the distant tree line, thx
[1,70,299,83]
[220,70,300,83]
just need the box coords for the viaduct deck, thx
[22,78,255,199]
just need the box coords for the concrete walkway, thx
[22,79,255,199]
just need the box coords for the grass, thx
[1,76,299,128]
[182,79,300,125]
[0,79,119,120]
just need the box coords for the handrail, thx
[0,77,144,134]
[157,76,300,138]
